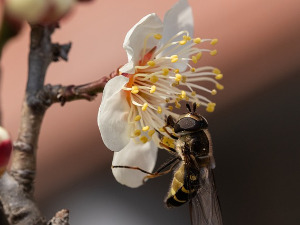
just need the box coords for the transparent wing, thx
[189,167,223,225]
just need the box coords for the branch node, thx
[52,42,72,62]
[13,141,33,153]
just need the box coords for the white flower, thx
[98,0,223,188]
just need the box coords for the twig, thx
[47,209,70,225]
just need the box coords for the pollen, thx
[175,73,182,82]
[216,83,224,90]
[168,106,173,111]
[159,127,165,132]
[196,52,202,60]
[142,126,150,131]
[150,85,156,93]
[183,35,191,41]
[154,33,162,40]
[215,74,223,80]
[131,86,139,94]
[134,115,141,121]
[182,75,187,83]
[193,37,201,44]
[162,68,169,75]
[179,39,187,45]
[134,129,141,136]
[150,75,158,83]
[147,61,156,67]
[140,136,148,143]
[190,67,196,72]
[192,56,198,64]
[171,55,179,63]
[211,89,217,95]
[191,91,196,96]
[181,90,187,99]
[206,102,216,112]
[213,68,221,74]
[142,103,148,111]
[157,106,162,114]
[148,130,155,137]
[174,69,179,73]
[210,50,217,56]
[210,38,218,45]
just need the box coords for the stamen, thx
[134,115,141,121]
[142,126,150,131]
[175,74,182,82]
[191,56,198,64]
[215,74,223,80]
[162,68,169,75]
[154,34,162,40]
[140,136,148,143]
[157,106,162,114]
[150,85,156,93]
[210,50,217,56]
[134,129,141,136]
[211,89,217,95]
[148,130,155,137]
[193,37,201,44]
[206,102,216,112]
[213,68,221,74]
[147,61,156,66]
[142,103,148,111]
[131,86,139,94]
[210,39,218,45]
[150,75,158,83]
[170,55,179,63]
[216,83,224,90]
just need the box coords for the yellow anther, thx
[182,75,187,83]
[162,68,169,76]
[183,35,191,41]
[215,74,223,80]
[210,50,217,56]
[131,86,139,94]
[165,98,170,103]
[193,37,201,44]
[174,69,179,73]
[147,61,156,66]
[191,91,196,96]
[213,68,221,74]
[142,103,148,111]
[175,73,182,82]
[168,105,173,111]
[192,56,198,64]
[134,129,141,136]
[175,102,181,109]
[140,136,148,143]
[154,33,162,40]
[150,75,158,83]
[196,52,202,60]
[157,106,162,114]
[190,67,196,72]
[206,102,216,113]
[150,85,156,93]
[179,39,187,45]
[134,115,141,121]
[148,130,155,137]
[171,55,179,63]
[181,90,187,99]
[196,103,200,107]
[211,89,217,95]
[172,81,179,87]
[210,38,218,45]
[142,126,150,131]
[159,127,165,132]
[216,83,224,90]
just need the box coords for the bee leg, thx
[143,157,180,183]
[162,126,178,140]
[112,165,154,175]
[159,142,176,153]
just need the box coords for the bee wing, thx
[189,168,223,225]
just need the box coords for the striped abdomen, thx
[165,163,198,208]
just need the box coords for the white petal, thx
[162,0,194,71]
[112,139,158,188]
[98,75,130,152]
[120,13,163,74]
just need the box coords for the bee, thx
[113,103,223,225]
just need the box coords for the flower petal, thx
[112,139,157,188]
[162,0,194,71]
[98,75,130,152]
[120,13,163,74]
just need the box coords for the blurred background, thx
[1,0,300,224]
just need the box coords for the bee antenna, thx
[192,102,197,112]
[186,103,191,112]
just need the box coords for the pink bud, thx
[0,127,12,175]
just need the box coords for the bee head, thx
[174,103,208,133]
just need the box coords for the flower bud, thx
[5,0,76,24]
[0,127,12,176]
